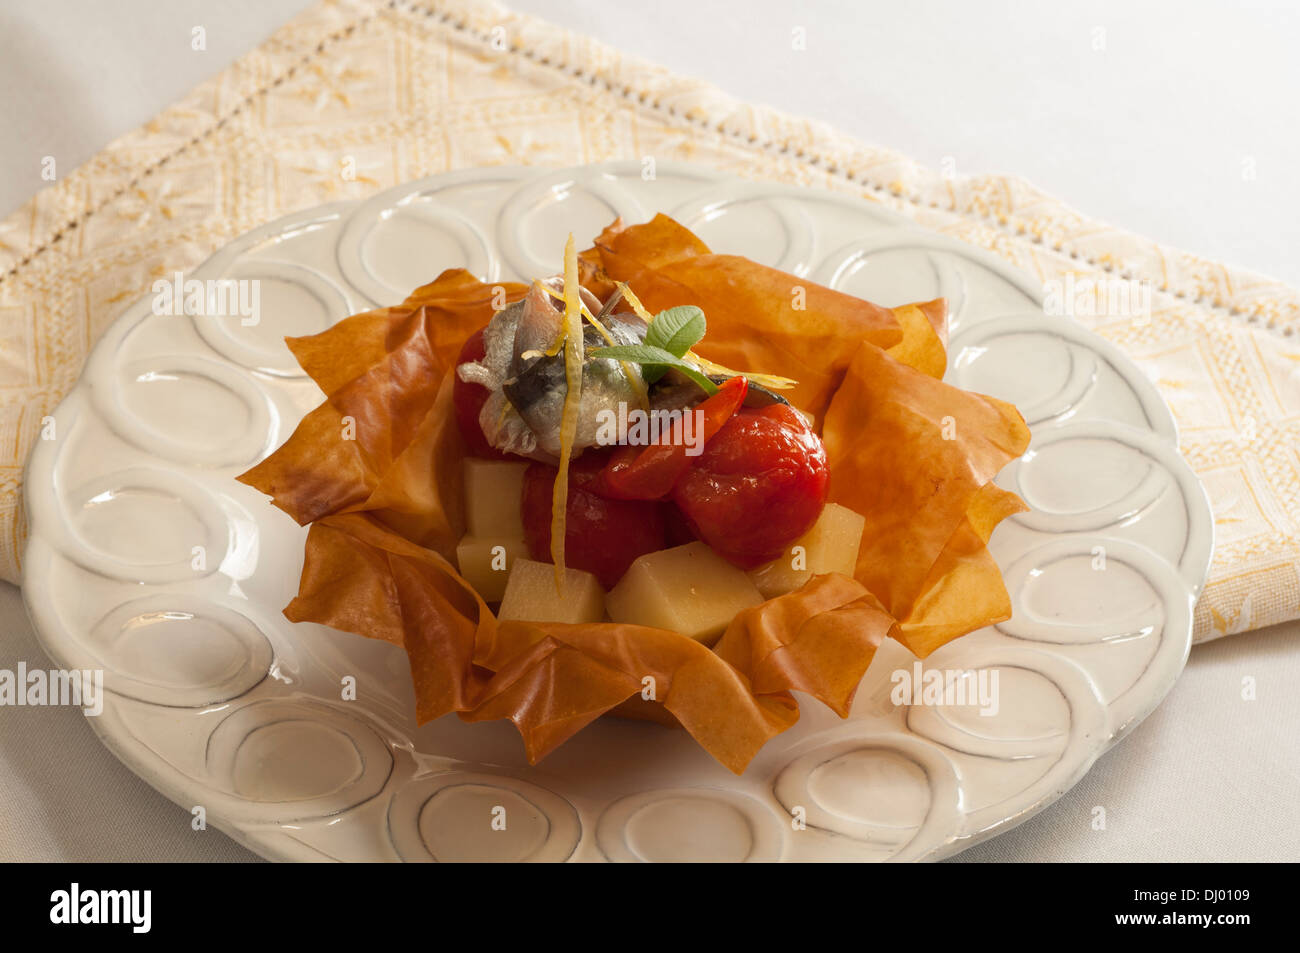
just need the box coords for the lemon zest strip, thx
[551,236,584,593]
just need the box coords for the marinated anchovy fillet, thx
[455,296,536,457]
[456,283,649,459]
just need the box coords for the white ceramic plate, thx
[22,162,1212,862]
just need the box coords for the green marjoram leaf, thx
[645,305,706,357]
[641,305,706,384]
[588,343,719,396]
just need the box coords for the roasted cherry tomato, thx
[594,376,748,501]
[521,450,667,589]
[662,502,699,547]
[672,404,829,568]
[452,327,508,459]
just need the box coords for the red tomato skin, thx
[521,451,667,589]
[671,404,829,568]
[452,328,509,459]
[662,502,699,547]
[593,376,748,501]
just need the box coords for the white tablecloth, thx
[2,0,1297,862]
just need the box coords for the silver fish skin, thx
[455,297,543,458]
[456,283,648,459]
[504,288,647,457]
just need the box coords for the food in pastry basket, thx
[238,213,1030,773]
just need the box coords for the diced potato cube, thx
[463,459,529,538]
[605,542,763,643]
[498,558,606,624]
[455,535,529,602]
[747,502,866,599]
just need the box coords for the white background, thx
[1,0,1297,863]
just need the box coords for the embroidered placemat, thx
[3,0,1297,641]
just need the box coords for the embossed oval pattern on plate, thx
[597,787,786,863]
[88,595,274,707]
[388,771,581,863]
